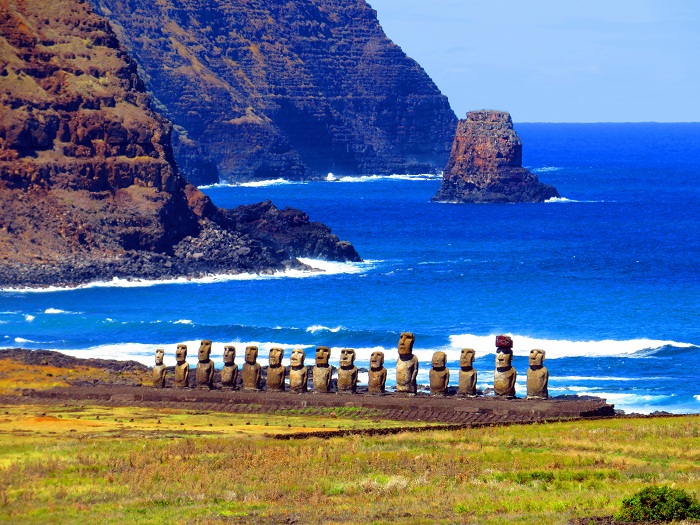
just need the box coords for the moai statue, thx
[195,339,215,390]
[266,347,286,391]
[242,345,262,390]
[458,348,478,397]
[337,348,358,393]
[526,349,549,399]
[395,332,419,394]
[221,345,238,389]
[429,351,449,395]
[494,335,516,398]
[313,346,333,393]
[368,351,387,394]
[174,344,189,388]
[152,348,167,388]
[289,348,308,393]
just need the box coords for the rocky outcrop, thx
[0,0,359,288]
[432,111,559,203]
[90,0,457,184]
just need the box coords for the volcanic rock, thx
[90,0,457,184]
[0,0,359,288]
[432,110,559,203]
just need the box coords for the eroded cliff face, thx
[0,0,359,287]
[432,111,560,203]
[91,0,457,184]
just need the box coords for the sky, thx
[368,0,700,122]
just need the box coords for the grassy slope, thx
[0,402,698,525]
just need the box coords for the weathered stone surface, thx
[174,344,189,388]
[0,0,362,288]
[289,348,308,393]
[337,348,358,393]
[220,345,238,389]
[526,349,549,399]
[368,351,387,395]
[429,351,449,396]
[433,110,560,203]
[496,334,514,350]
[241,346,262,391]
[90,0,457,184]
[266,347,286,391]
[152,349,166,388]
[312,346,333,393]
[458,348,477,397]
[494,349,517,398]
[395,332,418,394]
[195,340,214,390]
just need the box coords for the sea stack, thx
[432,110,559,203]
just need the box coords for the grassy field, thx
[0,403,698,524]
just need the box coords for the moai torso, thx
[313,346,333,393]
[174,344,189,388]
[458,348,477,396]
[266,347,286,391]
[429,351,449,395]
[289,348,308,393]
[368,351,387,394]
[494,347,516,398]
[526,349,549,399]
[195,340,215,390]
[337,348,358,393]
[395,332,418,393]
[221,345,238,389]
[242,346,262,390]
[152,349,166,388]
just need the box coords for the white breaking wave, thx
[531,166,562,173]
[545,197,607,204]
[44,308,80,315]
[24,314,35,322]
[15,337,37,343]
[326,173,439,183]
[306,325,344,334]
[173,319,193,325]
[1,259,376,293]
[447,333,694,359]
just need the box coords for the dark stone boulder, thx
[432,110,560,203]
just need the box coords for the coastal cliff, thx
[90,0,457,184]
[0,0,360,288]
[432,111,559,203]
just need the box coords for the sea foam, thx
[447,333,694,359]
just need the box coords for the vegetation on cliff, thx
[91,0,457,184]
[0,0,359,288]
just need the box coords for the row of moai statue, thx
[152,333,548,399]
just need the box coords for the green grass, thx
[0,404,699,524]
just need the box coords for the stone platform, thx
[16,387,614,429]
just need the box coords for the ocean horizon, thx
[2,122,699,414]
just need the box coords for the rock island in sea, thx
[0,0,359,289]
[433,110,560,203]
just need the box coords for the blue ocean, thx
[2,123,699,414]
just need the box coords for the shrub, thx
[614,485,700,522]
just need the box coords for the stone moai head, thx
[290,348,306,367]
[340,348,356,369]
[269,347,284,367]
[398,332,415,356]
[315,346,331,366]
[176,344,187,364]
[245,345,258,365]
[495,350,513,370]
[460,348,475,368]
[223,345,236,365]
[198,340,212,362]
[155,348,164,365]
[495,334,513,350]
[432,351,447,370]
[529,349,545,368]
[370,351,385,370]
